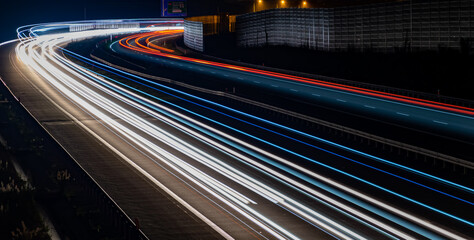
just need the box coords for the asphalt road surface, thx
[0,21,472,239]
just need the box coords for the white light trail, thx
[12,21,471,240]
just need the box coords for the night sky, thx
[0,0,159,42]
[0,0,396,43]
[0,0,249,42]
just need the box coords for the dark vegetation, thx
[0,91,50,240]
[0,81,136,239]
[0,150,50,240]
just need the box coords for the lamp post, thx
[254,0,263,12]
[278,0,285,8]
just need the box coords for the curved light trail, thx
[4,20,472,239]
[116,31,474,149]
[118,31,474,116]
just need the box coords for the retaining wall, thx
[237,0,474,52]
[184,20,204,52]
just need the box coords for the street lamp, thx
[279,0,285,8]
[296,1,307,8]
[254,0,263,12]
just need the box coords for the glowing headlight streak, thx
[0,39,20,47]
[12,22,472,240]
[65,31,472,238]
[61,38,472,240]
[67,48,422,240]
[14,24,247,240]
[145,31,181,53]
[115,31,474,196]
[58,52,417,240]
[62,49,472,240]
[118,32,474,117]
[15,22,400,239]
[41,34,365,240]
[16,25,355,240]
[108,33,474,235]
[59,68,371,240]
[64,45,474,240]
[88,38,474,210]
[55,52,418,239]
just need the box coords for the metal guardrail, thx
[69,22,140,32]
[90,55,474,171]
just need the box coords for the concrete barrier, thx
[184,20,204,52]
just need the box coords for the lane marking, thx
[364,105,375,109]
[311,93,320,97]
[11,61,235,240]
[396,112,410,117]
[337,99,347,102]
[433,120,448,125]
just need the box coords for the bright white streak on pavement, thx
[13,22,469,240]
[16,27,307,240]
[54,51,418,240]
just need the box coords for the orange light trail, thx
[118,30,474,117]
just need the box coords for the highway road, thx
[114,31,474,145]
[0,20,473,239]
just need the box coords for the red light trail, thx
[119,30,474,116]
